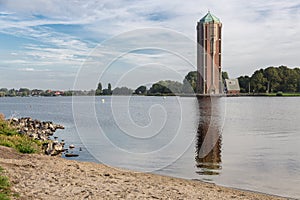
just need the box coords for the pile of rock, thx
[8,117,66,156]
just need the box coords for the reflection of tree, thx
[195,97,222,175]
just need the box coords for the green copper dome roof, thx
[199,12,221,23]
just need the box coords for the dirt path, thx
[0,146,287,200]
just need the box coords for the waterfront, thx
[0,96,299,198]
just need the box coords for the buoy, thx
[69,144,75,149]
[163,96,167,99]
[79,147,82,151]
[101,99,105,103]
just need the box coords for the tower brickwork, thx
[197,12,222,94]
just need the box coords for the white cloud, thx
[19,67,34,71]
[0,0,299,89]
[18,67,50,72]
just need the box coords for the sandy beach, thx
[0,146,287,200]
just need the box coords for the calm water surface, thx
[0,96,299,198]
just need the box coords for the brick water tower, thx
[196,12,223,95]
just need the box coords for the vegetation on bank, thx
[0,166,11,200]
[0,114,41,200]
[239,92,300,97]
[1,66,299,97]
[0,115,42,154]
[0,165,19,200]
[238,66,300,93]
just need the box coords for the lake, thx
[0,96,299,198]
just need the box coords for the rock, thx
[29,133,38,139]
[12,117,18,122]
[55,124,65,129]
[6,117,65,156]
[43,141,65,156]
[49,124,54,130]
[53,140,59,144]
[54,143,63,152]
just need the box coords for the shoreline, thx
[1,93,300,98]
[0,146,288,200]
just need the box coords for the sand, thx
[0,146,287,200]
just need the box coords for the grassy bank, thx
[264,92,300,97]
[0,114,41,200]
[238,92,300,97]
[0,115,42,154]
[0,166,11,200]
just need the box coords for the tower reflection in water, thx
[196,97,223,176]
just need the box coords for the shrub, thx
[2,135,40,154]
[0,193,10,200]
[0,166,11,200]
[0,176,10,190]
[0,137,14,148]
[0,120,41,154]
[0,119,18,136]
[15,143,37,154]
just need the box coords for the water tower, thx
[196,12,223,95]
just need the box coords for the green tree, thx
[63,91,73,96]
[276,66,298,92]
[251,69,267,93]
[102,83,112,95]
[238,76,250,93]
[19,88,30,96]
[135,86,147,94]
[148,83,171,95]
[148,80,183,95]
[113,87,133,95]
[7,89,16,97]
[264,67,281,92]
[222,71,229,80]
[0,88,8,97]
[239,65,300,93]
[182,71,197,94]
[0,88,8,93]
[95,82,102,95]
[108,83,112,94]
[295,68,300,92]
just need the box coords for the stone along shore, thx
[8,117,65,156]
[0,145,287,200]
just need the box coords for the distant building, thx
[31,89,43,96]
[54,91,64,96]
[225,79,240,95]
[196,12,223,95]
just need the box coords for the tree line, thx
[238,66,300,93]
[0,70,198,97]
[94,71,198,96]
[0,88,96,97]
[2,66,298,97]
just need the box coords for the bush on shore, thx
[0,114,42,154]
[0,166,11,200]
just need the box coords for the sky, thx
[0,0,299,90]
